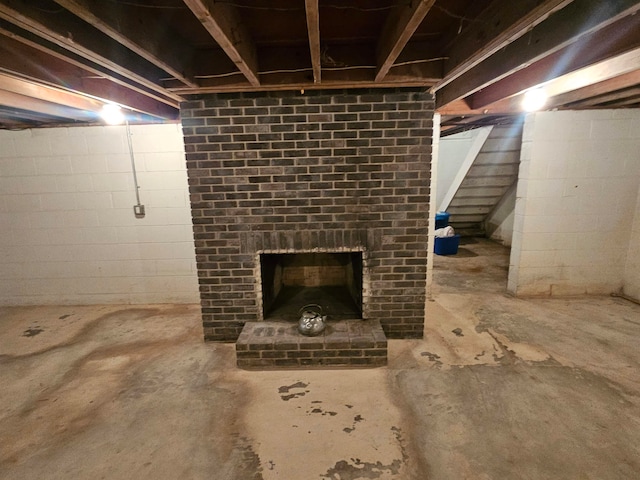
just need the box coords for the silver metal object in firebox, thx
[297,304,327,336]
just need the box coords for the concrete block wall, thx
[624,186,640,300]
[181,89,433,341]
[0,124,199,305]
[509,110,640,296]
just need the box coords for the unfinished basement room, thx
[1,1,640,479]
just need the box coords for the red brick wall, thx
[180,89,433,341]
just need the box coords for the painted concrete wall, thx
[0,124,199,305]
[509,110,640,296]
[624,186,640,300]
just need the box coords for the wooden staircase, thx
[444,122,523,236]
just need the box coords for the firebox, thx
[257,249,367,322]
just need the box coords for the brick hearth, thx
[236,320,387,368]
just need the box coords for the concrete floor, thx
[1,238,639,479]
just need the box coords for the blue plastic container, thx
[434,235,460,255]
[435,212,450,229]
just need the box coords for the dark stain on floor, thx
[58,314,71,320]
[309,407,337,416]
[474,350,487,360]
[22,327,44,337]
[420,351,443,367]
[231,434,264,480]
[278,381,309,401]
[342,414,366,434]
[322,455,402,479]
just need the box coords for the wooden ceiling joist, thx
[0,29,179,119]
[375,0,436,82]
[0,0,182,103]
[305,0,321,84]
[52,0,198,88]
[0,0,639,128]
[183,0,260,87]
[468,13,640,109]
[434,0,640,109]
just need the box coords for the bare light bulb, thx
[522,88,547,112]
[100,103,125,125]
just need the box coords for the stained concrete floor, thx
[1,238,640,479]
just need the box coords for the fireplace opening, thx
[259,252,364,321]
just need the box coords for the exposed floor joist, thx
[0,29,179,119]
[375,0,436,82]
[304,0,321,84]
[437,0,574,91]
[52,0,197,88]
[0,0,182,103]
[0,0,639,128]
[435,0,640,108]
[468,13,640,109]
[183,0,260,87]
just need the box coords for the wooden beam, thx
[0,74,173,124]
[0,29,179,119]
[375,0,436,82]
[52,0,197,87]
[164,42,443,93]
[183,0,259,87]
[567,86,640,107]
[600,95,640,107]
[0,88,94,120]
[0,73,103,113]
[164,58,442,94]
[0,0,182,102]
[304,0,321,84]
[548,70,640,107]
[435,0,640,109]
[542,48,640,100]
[436,0,574,91]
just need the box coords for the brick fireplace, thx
[180,88,433,349]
